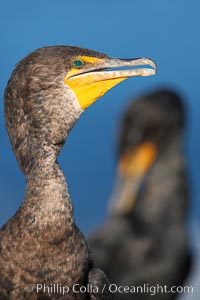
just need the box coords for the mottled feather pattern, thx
[1,46,112,299]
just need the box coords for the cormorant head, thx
[119,89,185,155]
[109,89,186,216]
[4,46,156,175]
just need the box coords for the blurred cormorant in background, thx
[89,89,192,300]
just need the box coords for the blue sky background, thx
[0,1,200,237]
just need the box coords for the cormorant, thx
[0,46,156,299]
[89,89,192,300]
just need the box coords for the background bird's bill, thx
[109,142,157,215]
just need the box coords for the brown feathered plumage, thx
[0,46,112,300]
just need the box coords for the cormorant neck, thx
[23,158,74,237]
[132,131,188,230]
[159,131,184,158]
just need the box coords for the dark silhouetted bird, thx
[89,89,192,300]
[0,46,156,299]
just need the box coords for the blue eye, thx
[73,59,84,68]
